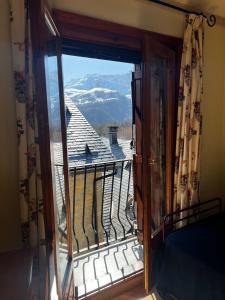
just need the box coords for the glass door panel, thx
[142,36,175,292]
[150,58,167,232]
[45,52,69,285]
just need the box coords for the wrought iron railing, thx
[70,159,136,255]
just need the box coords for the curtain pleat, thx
[173,14,204,224]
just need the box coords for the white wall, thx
[53,0,225,202]
[0,0,21,251]
[53,0,185,37]
[201,24,225,201]
[222,53,225,203]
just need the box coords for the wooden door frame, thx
[29,2,57,298]
[32,6,182,296]
[30,1,74,299]
[53,8,182,295]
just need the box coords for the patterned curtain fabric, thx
[10,0,46,294]
[173,14,204,220]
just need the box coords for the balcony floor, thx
[73,236,143,298]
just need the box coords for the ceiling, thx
[169,0,225,19]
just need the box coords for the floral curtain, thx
[10,0,46,295]
[173,14,204,219]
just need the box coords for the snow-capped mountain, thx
[65,73,131,95]
[64,73,132,125]
[66,87,124,105]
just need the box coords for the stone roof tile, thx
[65,98,114,167]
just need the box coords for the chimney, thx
[108,126,118,145]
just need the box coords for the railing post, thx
[72,167,79,253]
[92,164,99,248]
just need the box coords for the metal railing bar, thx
[164,197,222,223]
[100,164,109,245]
[66,158,132,169]
[117,161,126,239]
[162,198,222,240]
[170,205,220,226]
[82,166,90,249]
[109,162,117,240]
[92,165,99,248]
[72,233,135,257]
[72,167,80,253]
[125,161,133,231]
[69,159,132,169]
[92,164,97,232]
[95,169,117,181]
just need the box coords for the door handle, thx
[148,158,157,166]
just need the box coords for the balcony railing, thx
[70,159,136,255]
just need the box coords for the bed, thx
[155,198,225,300]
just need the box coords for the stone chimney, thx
[108,126,118,145]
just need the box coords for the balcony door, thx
[133,35,176,292]
[132,35,176,292]
[30,2,74,299]
[30,6,180,297]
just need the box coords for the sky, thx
[62,54,133,83]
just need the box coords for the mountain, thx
[65,73,132,96]
[64,73,132,125]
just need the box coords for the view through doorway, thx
[61,55,144,298]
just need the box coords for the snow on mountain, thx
[64,73,132,125]
[65,73,132,96]
[66,87,120,104]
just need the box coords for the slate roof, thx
[102,137,133,161]
[65,98,114,167]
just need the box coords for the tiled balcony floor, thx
[73,237,143,298]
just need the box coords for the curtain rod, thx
[147,0,216,27]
